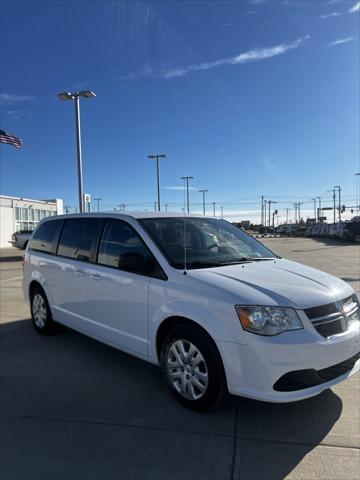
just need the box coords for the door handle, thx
[74,269,86,276]
[89,273,101,281]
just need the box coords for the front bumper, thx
[217,312,360,403]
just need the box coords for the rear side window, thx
[57,218,100,261]
[98,220,150,272]
[29,220,62,254]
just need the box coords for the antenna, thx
[182,179,188,275]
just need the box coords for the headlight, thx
[235,306,303,336]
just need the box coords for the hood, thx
[189,258,354,310]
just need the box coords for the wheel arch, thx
[29,279,45,299]
[155,316,218,362]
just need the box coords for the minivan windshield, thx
[139,217,277,270]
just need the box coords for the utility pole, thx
[264,200,267,227]
[148,154,167,212]
[199,189,208,215]
[212,202,216,217]
[154,201,157,212]
[164,203,168,212]
[311,198,316,220]
[298,202,304,223]
[334,186,341,221]
[118,204,126,211]
[94,197,102,212]
[181,176,194,213]
[356,173,360,214]
[261,196,264,226]
[286,208,289,224]
[316,196,321,222]
[293,203,298,224]
[332,189,336,223]
[220,206,224,219]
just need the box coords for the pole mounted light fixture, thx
[148,154,167,212]
[181,176,194,213]
[199,189,209,215]
[57,90,96,213]
[57,91,96,101]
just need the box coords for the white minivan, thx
[23,213,360,411]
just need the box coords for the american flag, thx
[0,129,23,148]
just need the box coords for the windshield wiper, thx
[248,257,277,261]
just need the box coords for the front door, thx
[86,219,150,356]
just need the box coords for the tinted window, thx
[29,220,62,254]
[98,220,150,273]
[57,218,100,261]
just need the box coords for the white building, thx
[0,195,63,248]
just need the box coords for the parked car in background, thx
[23,213,360,411]
[9,230,33,249]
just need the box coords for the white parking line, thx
[0,275,23,284]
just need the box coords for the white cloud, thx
[0,93,34,106]
[120,65,153,81]
[164,186,197,191]
[244,10,258,15]
[320,11,341,18]
[349,1,360,12]
[328,37,354,46]
[162,36,310,79]
[6,109,24,120]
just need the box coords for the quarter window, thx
[29,220,62,254]
[98,220,150,273]
[58,218,100,261]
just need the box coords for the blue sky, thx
[1,0,359,222]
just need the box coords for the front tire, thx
[30,287,56,334]
[160,323,227,412]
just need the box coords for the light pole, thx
[181,176,194,213]
[212,202,216,217]
[57,90,96,213]
[356,173,360,214]
[148,154,167,212]
[220,206,224,219]
[264,200,267,228]
[199,189,208,215]
[334,186,341,221]
[316,196,321,222]
[311,198,317,220]
[94,197,102,212]
[267,200,277,227]
[327,189,336,223]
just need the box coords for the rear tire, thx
[30,287,56,334]
[160,323,227,412]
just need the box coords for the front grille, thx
[305,295,359,339]
[274,351,360,392]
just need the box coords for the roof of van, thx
[48,211,218,220]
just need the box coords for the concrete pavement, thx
[0,240,359,480]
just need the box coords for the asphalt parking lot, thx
[0,238,359,480]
